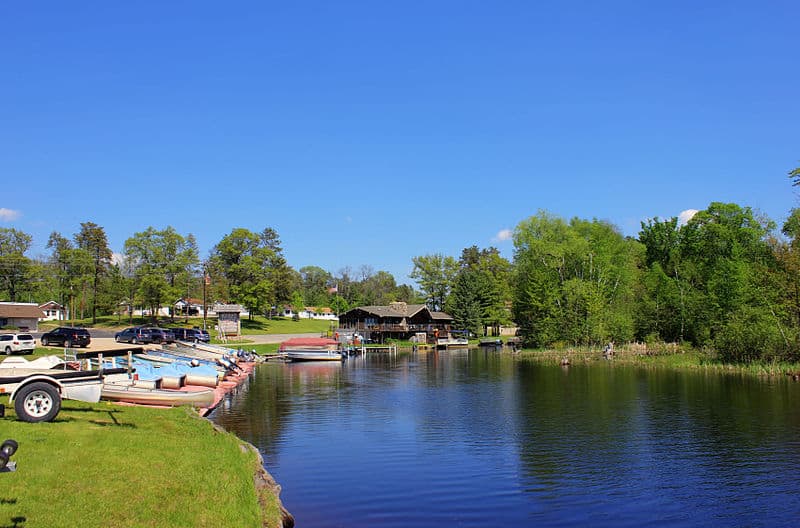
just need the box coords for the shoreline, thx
[515,344,800,379]
[208,420,295,527]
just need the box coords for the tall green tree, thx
[513,211,641,347]
[447,246,512,336]
[299,266,333,307]
[124,227,198,321]
[446,267,486,336]
[0,227,33,302]
[410,253,458,312]
[74,222,113,324]
[209,227,284,318]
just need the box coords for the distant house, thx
[175,298,204,316]
[39,301,66,321]
[338,302,453,342]
[0,302,46,331]
[298,306,338,321]
[279,306,337,321]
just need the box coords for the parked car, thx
[139,327,176,344]
[158,328,176,343]
[0,333,36,355]
[40,327,91,348]
[114,327,158,344]
[172,327,210,343]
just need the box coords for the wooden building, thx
[213,303,244,338]
[338,302,453,342]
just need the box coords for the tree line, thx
[0,224,422,325]
[410,198,800,363]
[2,187,798,364]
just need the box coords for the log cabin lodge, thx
[337,302,454,343]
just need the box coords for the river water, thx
[210,349,800,527]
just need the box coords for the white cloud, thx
[678,209,699,226]
[493,229,513,243]
[0,208,21,221]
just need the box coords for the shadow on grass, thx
[241,319,270,331]
[55,406,137,428]
[0,515,26,528]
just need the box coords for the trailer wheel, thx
[14,382,61,423]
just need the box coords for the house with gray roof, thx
[338,302,453,342]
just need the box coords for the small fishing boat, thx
[478,338,503,350]
[139,349,227,373]
[100,382,215,407]
[280,338,344,362]
[135,356,219,388]
[436,331,470,349]
[149,364,185,389]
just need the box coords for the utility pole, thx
[202,264,209,331]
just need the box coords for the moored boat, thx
[280,338,344,362]
[100,382,215,407]
[436,331,470,349]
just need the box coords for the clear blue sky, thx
[2,1,798,284]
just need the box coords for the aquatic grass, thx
[517,342,800,378]
[0,401,282,528]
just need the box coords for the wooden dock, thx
[348,344,398,356]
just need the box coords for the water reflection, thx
[211,350,800,527]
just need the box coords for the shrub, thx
[714,306,790,363]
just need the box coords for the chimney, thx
[388,301,407,314]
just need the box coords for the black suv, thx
[40,327,91,348]
[172,327,210,343]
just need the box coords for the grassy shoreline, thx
[0,401,287,527]
[516,342,800,378]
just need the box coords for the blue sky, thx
[2,1,798,284]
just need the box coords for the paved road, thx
[35,332,321,350]
[32,329,320,350]
[242,333,321,344]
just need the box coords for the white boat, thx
[100,381,215,407]
[280,338,344,362]
[436,333,470,349]
[285,350,345,362]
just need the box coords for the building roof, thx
[349,303,428,318]
[342,303,453,322]
[176,298,204,305]
[212,303,245,313]
[39,301,64,310]
[0,302,46,319]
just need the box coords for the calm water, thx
[210,350,800,527]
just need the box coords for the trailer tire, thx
[14,382,61,423]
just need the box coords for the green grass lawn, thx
[0,402,283,527]
[43,314,334,337]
